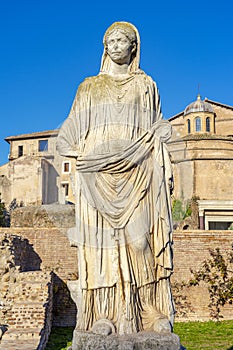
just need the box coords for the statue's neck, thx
[108,61,130,76]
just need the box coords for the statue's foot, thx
[91,319,115,336]
[142,305,172,334]
[153,317,172,333]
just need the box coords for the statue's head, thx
[100,22,140,74]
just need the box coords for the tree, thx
[0,198,23,227]
[0,200,8,227]
[189,245,233,320]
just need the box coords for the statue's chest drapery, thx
[90,74,138,104]
[74,75,159,228]
[81,74,156,155]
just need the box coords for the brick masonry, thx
[1,226,233,327]
[173,230,233,321]
[0,227,78,328]
[0,233,53,349]
[1,205,233,350]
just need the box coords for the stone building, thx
[0,130,75,207]
[168,95,233,230]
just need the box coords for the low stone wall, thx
[11,204,75,229]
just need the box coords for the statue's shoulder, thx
[134,70,158,88]
[76,75,102,93]
[77,75,96,88]
[83,75,100,83]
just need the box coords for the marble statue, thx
[57,21,175,337]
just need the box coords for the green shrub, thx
[172,199,192,222]
[45,327,73,350]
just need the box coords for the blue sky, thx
[0,0,232,165]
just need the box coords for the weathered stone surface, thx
[57,20,174,336]
[70,330,180,350]
[11,204,75,228]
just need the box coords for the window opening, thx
[187,119,191,134]
[62,183,69,197]
[39,139,48,152]
[63,162,70,173]
[18,145,23,157]
[195,117,201,132]
[206,117,210,132]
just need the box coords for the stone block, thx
[69,330,180,350]
[11,204,75,228]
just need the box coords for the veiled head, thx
[100,22,140,74]
[103,22,137,49]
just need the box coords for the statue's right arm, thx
[56,112,80,158]
[56,80,90,158]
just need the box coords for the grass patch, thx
[174,320,233,350]
[45,327,73,350]
[46,321,233,350]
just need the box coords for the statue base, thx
[68,330,181,350]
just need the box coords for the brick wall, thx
[0,233,53,349]
[173,230,233,321]
[173,230,233,280]
[1,226,233,326]
[0,227,78,327]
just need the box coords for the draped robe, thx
[57,72,174,333]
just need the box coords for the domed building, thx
[183,95,215,134]
[168,96,233,230]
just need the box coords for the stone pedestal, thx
[69,330,181,350]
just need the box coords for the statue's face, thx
[106,30,135,65]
